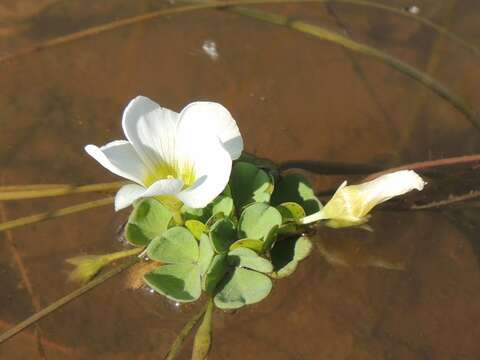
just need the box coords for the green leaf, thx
[202,254,229,294]
[185,220,207,241]
[192,299,214,360]
[181,205,211,223]
[238,202,282,240]
[228,248,273,273]
[146,227,199,264]
[214,268,272,309]
[271,173,322,215]
[229,238,264,253]
[209,218,237,254]
[144,263,201,302]
[212,195,234,218]
[205,212,225,228]
[271,236,313,279]
[277,202,306,221]
[198,234,215,275]
[261,225,279,252]
[230,162,272,209]
[125,198,173,246]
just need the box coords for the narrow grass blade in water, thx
[0,181,124,201]
[165,303,209,360]
[192,298,214,360]
[1,0,478,64]
[227,6,480,130]
[0,256,139,345]
[0,197,113,232]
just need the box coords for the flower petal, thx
[178,101,243,160]
[122,96,180,172]
[177,136,232,208]
[115,179,184,211]
[356,170,425,211]
[85,140,146,185]
[141,178,184,198]
[115,184,146,211]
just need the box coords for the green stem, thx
[0,197,113,233]
[192,298,214,360]
[0,181,124,201]
[0,256,139,344]
[226,6,480,130]
[164,302,209,360]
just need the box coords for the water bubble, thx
[405,5,420,14]
[202,40,219,61]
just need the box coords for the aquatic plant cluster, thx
[77,96,425,356]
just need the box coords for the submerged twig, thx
[0,256,139,345]
[226,6,480,130]
[1,0,478,64]
[0,196,113,232]
[411,190,480,210]
[164,302,210,360]
[364,154,480,180]
[0,181,124,201]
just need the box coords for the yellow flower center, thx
[143,161,196,188]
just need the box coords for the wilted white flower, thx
[300,170,425,227]
[85,96,243,211]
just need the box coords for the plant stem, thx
[226,5,479,130]
[164,302,210,360]
[0,197,113,232]
[364,154,480,181]
[192,298,214,360]
[411,190,480,210]
[0,181,124,201]
[0,256,139,345]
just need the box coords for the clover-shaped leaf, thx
[146,227,199,263]
[202,254,229,294]
[125,198,173,246]
[229,238,264,253]
[238,203,282,240]
[277,202,306,221]
[271,173,322,215]
[214,268,272,310]
[271,236,313,278]
[198,234,215,275]
[185,220,207,241]
[209,218,237,254]
[230,162,273,209]
[212,195,234,218]
[144,227,202,302]
[228,248,273,273]
[144,263,201,302]
[181,204,211,223]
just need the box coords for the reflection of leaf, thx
[144,263,201,302]
[315,231,406,271]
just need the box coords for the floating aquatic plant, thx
[65,96,425,358]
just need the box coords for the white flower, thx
[300,170,425,227]
[85,96,243,211]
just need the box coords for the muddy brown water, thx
[1,0,480,359]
